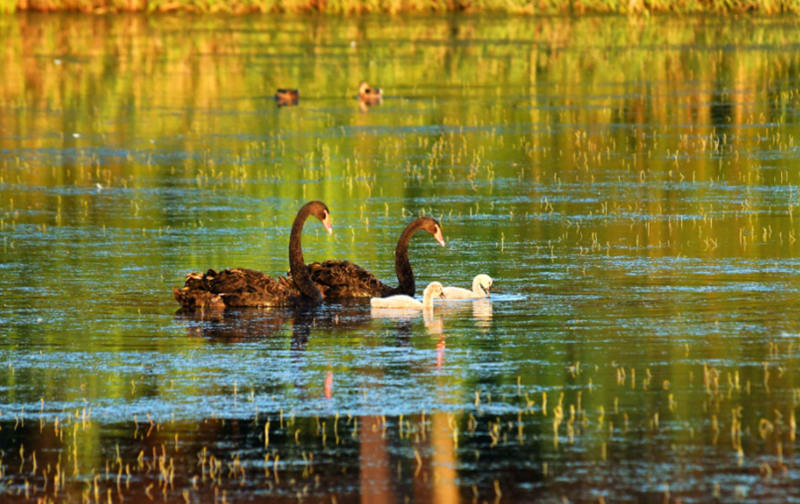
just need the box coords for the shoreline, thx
[3,0,800,14]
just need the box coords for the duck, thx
[173,201,331,310]
[370,282,445,310]
[275,88,299,106]
[441,274,492,299]
[305,216,445,300]
[358,81,382,106]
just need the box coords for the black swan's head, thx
[307,201,333,235]
[419,217,445,247]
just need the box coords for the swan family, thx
[173,201,492,312]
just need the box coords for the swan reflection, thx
[176,300,373,345]
[432,297,494,332]
[178,294,492,342]
[176,307,290,342]
[370,296,493,334]
[471,298,493,331]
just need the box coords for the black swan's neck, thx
[394,218,426,296]
[289,204,323,302]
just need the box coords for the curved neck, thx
[422,289,436,309]
[394,218,426,296]
[289,205,322,302]
[472,277,482,295]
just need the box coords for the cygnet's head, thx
[424,281,445,299]
[474,274,493,296]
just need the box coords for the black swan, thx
[173,201,332,310]
[305,216,445,299]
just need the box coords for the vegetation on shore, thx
[4,0,800,15]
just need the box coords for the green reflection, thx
[2,13,800,502]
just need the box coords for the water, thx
[2,12,800,502]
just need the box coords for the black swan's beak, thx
[322,216,333,235]
[434,229,445,247]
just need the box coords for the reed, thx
[3,358,797,503]
[5,0,800,13]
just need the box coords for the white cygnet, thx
[441,274,492,299]
[370,282,445,309]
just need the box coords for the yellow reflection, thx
[471,299,493,332]
[423,308,444,336]
[359,415,392,504]
[427,311,460,503]
[435,298,494,333]
[431,411,459,504]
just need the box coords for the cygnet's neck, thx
[422,288,437,309]
[471,276,483,295]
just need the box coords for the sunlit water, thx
[2,13,800,503]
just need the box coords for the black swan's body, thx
[173,201,331,311]
[306,217,444,299]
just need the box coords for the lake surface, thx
[3,12,800,503]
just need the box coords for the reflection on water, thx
[3,12,800,503]
[180,302,374,347]
[471,299,493,331]
[436,297,494,332]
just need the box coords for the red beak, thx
[322,215,333,235]
[434,228,445,247]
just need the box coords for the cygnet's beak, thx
[434,228,445,247]
[322,215,333,235]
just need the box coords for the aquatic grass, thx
[2,350,799,501]
[4,12,800,501]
